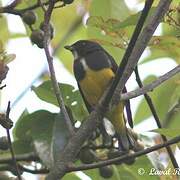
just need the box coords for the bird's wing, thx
[105,51,133,128]
[77,82,93,113]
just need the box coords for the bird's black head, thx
[64,40,102,59]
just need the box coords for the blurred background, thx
[0,0,179,179]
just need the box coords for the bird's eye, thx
[82,42,86,46]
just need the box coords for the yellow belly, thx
[79,68,125,132]
[79,68,115,106]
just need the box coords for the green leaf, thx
[134,75,179,124]
[151,128,180,138]
[32,80,88,121]
[12,139,34,154]
[13,110,56,167]
[0,16,10,45]
[141,36,180,64]
[13,109,72,168]
[113,7,156,29]
[13,110,55,141]
[87,16,128,49]
[87,0,131,64]
[89,0,129,20]
[62,173,81,180]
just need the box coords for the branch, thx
[0,0,60,15]
[103,0,154,107]
[135,66,179,170]
[0,153,39,164]
[112,0,172,105]
[67,136,180,172]
[46,1,173,180]
[43,1,74,135]
[5,102,22,180]
[121,65,180,101]
[19,165,49,174]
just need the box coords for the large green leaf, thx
[32,80,88,121]
[13,110,56,167]
[13,110,71,168]
[151,128,180,138]
[89,0,129,20]
[134,74,180,124]
[12,139,34,154]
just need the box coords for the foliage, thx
[0,0,179,180]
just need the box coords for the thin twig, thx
[0,152,39,164]
[5,102,22,180]
[0,0,60,15]
[121,65,180,101]
[135,66,179,170]
[67,136,180,172]
[43,1,74,135]
[103,0,154,107]
[163,100,180,128]
[38,0,47,12]
[112,0,172,105]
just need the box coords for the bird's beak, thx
[64,45,74,51]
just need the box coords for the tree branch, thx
[121,65,180,101]
[103,0,154,107]
[46,1,173,180]
[67,136,180,172]
[112,0,172,105]
[135,66,179,169]
[0,0,60,15]
[0,153,39,164]
[5,102,22,180]
[43,1,74,135]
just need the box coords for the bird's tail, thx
[116,128,136,151]
[107,102,136,151]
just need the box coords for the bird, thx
[65,40,135,151]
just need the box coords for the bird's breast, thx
[79,67,115,106]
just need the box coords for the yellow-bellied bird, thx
[65,40,135,151]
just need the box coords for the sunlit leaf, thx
[63,173,81,180]
[32,80,88,121]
